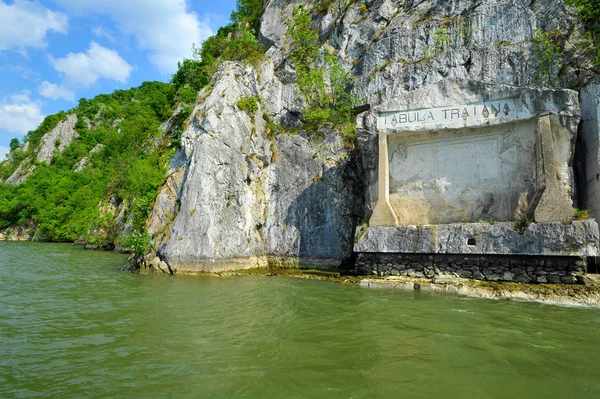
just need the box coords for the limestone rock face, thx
[147,62,364,272]
[581,79,600,227]
[147,0,597,272]
[37,114,79,164]
[6,162,36,186]
[261,0,594,100]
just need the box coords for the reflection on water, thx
[1,242,599,398]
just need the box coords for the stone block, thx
[547,275,562,283]
[354,221,599,257]
[515,274,532,283]
[472,271,485,280]
[502,271,516,281]
[560,276,578,284]
[364,81,580,227]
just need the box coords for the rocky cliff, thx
[144,0,598,272]
[146,62,364,272]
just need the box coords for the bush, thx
[530,29,564,87]
[220,25,265,66]
[9,138,20,153]
[574,208,591,220]
[566,0,600,67]
[289,7,358,133]
[231,0,263,37]
[122,229,153,256]
[237,96,260,115]
[172,59,210,94]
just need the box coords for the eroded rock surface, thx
[148,62,364,272]
[146,0,599,273]
[261,0,595,101]
[37,114,79,164]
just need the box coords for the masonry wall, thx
[355,253,588,284]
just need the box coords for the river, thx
[1,242,599,398]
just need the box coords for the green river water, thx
[1,242,600,398]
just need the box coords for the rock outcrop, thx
[147,62,364,272]
[73,144,104,172]
[5,162,36,186]
[261,0,594,99]
[37,114,79,164]
[145,0,599,273]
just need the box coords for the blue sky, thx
[0,0,237,159]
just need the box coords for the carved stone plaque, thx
[386,120,538,225]
[377,98,531,131]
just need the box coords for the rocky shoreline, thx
[147,266,600,308]
[358,275,600,307]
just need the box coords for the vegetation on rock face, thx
[237,96,260,115]
[231,0,264,37]
[172,0,264,109]
[424,26,451,59]
[0,0,266,253]
[288,7,358,136]
[530,29,564,87]
[0,82,175,248]
[565,0,600,68]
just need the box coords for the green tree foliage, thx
[0,82,176,247]
[565,0,600,67]
[237,96,260,115]
[231,0,263,36]
[172,58,211,104]
[530,29,564,87]
[289,7,357,130]
[172,1,265,105]
[9,138,19,153]
[0,0,268,254]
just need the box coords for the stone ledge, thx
[354,220,599,257]
[162,256,342,274]
[359,276,600,307]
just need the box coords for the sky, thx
[0,0,237,159]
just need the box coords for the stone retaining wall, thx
[355,253,589,284]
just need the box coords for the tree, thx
[565,0,600,67]
[531,29,563,87]
[231,0,263,37]
[9,138,20,153]
[288,7,357,129]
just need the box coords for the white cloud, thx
[38,81,75,102]
[92,25,115,42]
[0,145,9,160]
[50,42,132,87]
[0,0,68,52]
[0,91,44,135]
[9,64,41,81]
[55,0,219,73]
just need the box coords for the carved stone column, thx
[534,113,574,222]
[370,132,398,226]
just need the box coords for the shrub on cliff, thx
[566,0,600,68]
[231,0,263,37]
[288,7,357,133]
[172,0,265,105]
